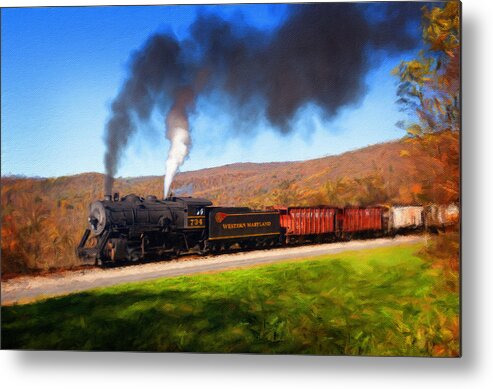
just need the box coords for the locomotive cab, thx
[165,196,212,230]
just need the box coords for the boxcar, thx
[424,204,459,230]
[339,207,385,237]
[276,206,339,243]
[390,206,424,232]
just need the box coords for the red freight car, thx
[339,207,386,237]
[275,206,339,243]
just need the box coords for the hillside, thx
[113,130,459,207]
[1,131,459,273]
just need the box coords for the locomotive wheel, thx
[341,233,351,241]
[198,242,208,256]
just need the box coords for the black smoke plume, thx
[103,35,188,194]
[103,2,423,194]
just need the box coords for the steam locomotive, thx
[77,193,458,266]
[77,193,280,265]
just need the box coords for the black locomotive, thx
[77,193,280,265]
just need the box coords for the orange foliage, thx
[1,132,459,275]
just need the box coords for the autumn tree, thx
[393,1,460,203]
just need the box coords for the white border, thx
[2,0,493,388]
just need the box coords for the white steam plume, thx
[164,126,191,198]
[164,87,194,198]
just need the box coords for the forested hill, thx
[3,131,460,209]
[1,131,458,273]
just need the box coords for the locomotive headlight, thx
[89,217,99,230]
[88,201,107,236]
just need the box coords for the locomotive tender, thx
[77,193,458,265]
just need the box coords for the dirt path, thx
[1,235,425,306]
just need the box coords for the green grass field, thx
[1,242,459,356]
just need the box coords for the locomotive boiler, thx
[77,193,212,265]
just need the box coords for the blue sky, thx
[1,4,420,178]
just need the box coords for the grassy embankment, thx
[1,240,459,356]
